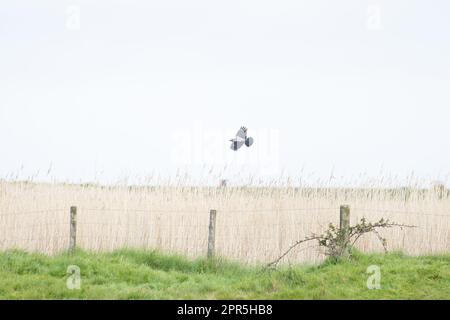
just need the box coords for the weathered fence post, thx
[207,209,217,259]
[69,206,77,254]
[339,205,350,255]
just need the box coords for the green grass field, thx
[0,249,448,299]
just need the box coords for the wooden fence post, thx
[207,209,217,259]
[69,206,77,254]
[340,205,350,255]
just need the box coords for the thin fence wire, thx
[0,206,448,234]
[5,223,69,229]
[0,209,66,217]
[77,222,207,228]
[1,235,68,242]
[79,208,209,214]
[221,207,337,213]
[352,207,450,217]
[1,206,449,217]
[1,206,448,252]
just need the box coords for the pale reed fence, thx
[0,204,449,264]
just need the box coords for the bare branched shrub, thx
[268,218,416,268]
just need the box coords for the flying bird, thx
[230,126,254,151]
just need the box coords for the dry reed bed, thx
[0,181,449,264]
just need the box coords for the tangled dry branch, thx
[267,218,416,268]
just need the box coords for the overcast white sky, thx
[1,1,449,186]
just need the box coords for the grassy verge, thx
[0,249,448,299]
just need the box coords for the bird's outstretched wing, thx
[230,140,245,151]
[236,127,247,141]
[245,136,254,147]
